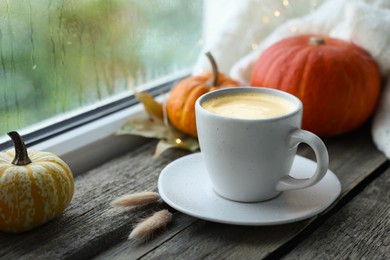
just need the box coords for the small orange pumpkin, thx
[250,34,381,137]
[167,52,240,137]
[0,132,74,233]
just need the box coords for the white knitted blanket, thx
[194,0,390,158]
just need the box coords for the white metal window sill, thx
[1,71,188,176]
[33,103,148,176]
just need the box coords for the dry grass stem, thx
[129,209,172,240]
[110,192,160,208]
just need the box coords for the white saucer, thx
[158,153,341,226]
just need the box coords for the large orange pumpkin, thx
[167,52,240,137]
[250,34,381,137]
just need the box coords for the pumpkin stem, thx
[309,37,325,45]
[205,52,219,86]
[8,131,32,166]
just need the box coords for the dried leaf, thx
[177,136,200,151]
[110,192,160,208]
[117,115,199,157]
[135,92,164,121]
[129,209,172,241]
[154,136,199,158]
[117,90,199,157]
[117,117,170,139]
[154,140,176,158]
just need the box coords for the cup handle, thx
[276,129,329,191]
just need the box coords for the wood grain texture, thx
[0,141,191,259]
[0,127,388,259]
[282,167,390,259]
[97,128,388,259]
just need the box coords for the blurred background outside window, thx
[0,0,203,134]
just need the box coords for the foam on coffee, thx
[202,92,296,119]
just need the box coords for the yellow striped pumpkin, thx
[0,131,74,233]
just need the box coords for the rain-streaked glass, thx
[0,0,203,133]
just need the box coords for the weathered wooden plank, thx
[97,127,388,259]
[0,141,192,259]
[0,126,387,259]
[298,127,387,196]
[94,212,197,260]
[282,167,390,259]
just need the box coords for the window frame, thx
[0,70,190,175]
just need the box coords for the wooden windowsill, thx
[1,124,389,259]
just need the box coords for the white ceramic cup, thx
[195,87,329,202]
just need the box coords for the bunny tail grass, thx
[129,209,172,240]
[110,192,160,208]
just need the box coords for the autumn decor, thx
[0,132,74,233]
[166,52,240,137]
[117,91,200,157]
[118,52,240,156]
[110,191,172,241]
[250,34,381,137]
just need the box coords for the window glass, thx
[0,0,203,134]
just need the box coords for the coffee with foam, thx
[202,92,296,119]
